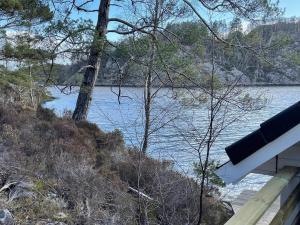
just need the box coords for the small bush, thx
[62,109,73,119]
[0,105,19,126]
[53,120,79,139]
[1,124,19,146]
[36,105,56,122]
[76,120,104,138]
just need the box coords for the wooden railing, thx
[225,167,300,225]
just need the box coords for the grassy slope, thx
[0,99,232,224]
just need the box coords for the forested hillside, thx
[52,18,300,86]
[226,19,300,84]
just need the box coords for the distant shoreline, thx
[52,83,300,88]
[93,83,300,88]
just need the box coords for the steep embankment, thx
[0,93,233,224]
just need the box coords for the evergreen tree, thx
[0,0,53,28]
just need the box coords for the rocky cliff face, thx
[97,19,300,86]
[235,19,300,84]
[54,19,300,87]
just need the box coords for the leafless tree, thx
[68,0,158,121]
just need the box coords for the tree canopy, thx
[0,0,53,28]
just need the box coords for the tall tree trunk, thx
[197,35,215,225]
[142,49,154,154]
[28,26,35,108]
[29,64,35,107]
[141,0,160,154]
[72,0,110,121]
[141,42,154,154]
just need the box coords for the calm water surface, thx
[44,86,300,198]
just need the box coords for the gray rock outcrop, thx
[0,209,14,225]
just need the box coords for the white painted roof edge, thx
[216,123,300,184]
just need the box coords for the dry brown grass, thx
[0,104,232,225]
[0,104,135,224]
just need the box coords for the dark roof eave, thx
[226,101,300,165]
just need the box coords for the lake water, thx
[44,86,300,198]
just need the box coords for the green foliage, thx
[244,30,261,44]
[45,18,95,61]
[156,42,178,60]
[230,17,242,32]
[194,160,225,187]
[114,41,131,59]
[167,21,208,46]
[219,19,298,79]
[0,0,53,26]
[19,0,53,23]
[34,179,46,192]
[1,31,55,90]
[201,75,222,90]
[2,42,15,58]
[124,36,151,58]
[0,64,51,101]
[227,31,244,43]
[156,42,184,69]
[3,39,52,61]
[0,68,33,88]
[287,52,300,66]
[0,0,54,90]
[193,41,206,58]
[0,0,23,13]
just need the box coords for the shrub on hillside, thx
[0,104,232,225]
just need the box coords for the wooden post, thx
[291,211,300,225]
[225,167,299,225]
[270,182,300,225]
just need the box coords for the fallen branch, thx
[128,186,153,201]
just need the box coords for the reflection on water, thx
[44,86,300,198]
